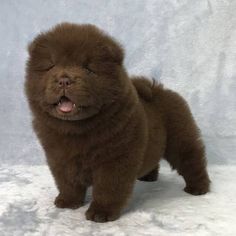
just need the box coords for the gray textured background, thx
[0,0,235,165]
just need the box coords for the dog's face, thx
[25,23,126,121]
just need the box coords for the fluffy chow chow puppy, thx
[25,23,210,222]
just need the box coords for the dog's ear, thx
[106,40,124,65]
[82,23,125,65]
[100,39,124,65]
[27,40,36,55]
[27,33,49,56]
[26,34,54,73]
[27,35,42,55]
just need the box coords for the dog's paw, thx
[85,203,120,223]
[184,184,209,195]
[54,194,83,209]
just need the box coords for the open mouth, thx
[55,96,75,113]
[54,96,84,114]
[50,95,101,120]
[55,96,89,114]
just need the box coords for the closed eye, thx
[44,64,55,71]
[83,65,95,75]
[35,64,55,72]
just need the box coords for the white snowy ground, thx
[1,0,236,235]
[0,164,235,236]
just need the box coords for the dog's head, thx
[25,23,127,121]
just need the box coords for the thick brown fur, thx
[25,23,210,223]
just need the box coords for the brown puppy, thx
[25,23,210,223]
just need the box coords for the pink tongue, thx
[58,101,73,113]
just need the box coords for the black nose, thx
[58,77,71,88]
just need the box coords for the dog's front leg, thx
[86,157,138,222]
